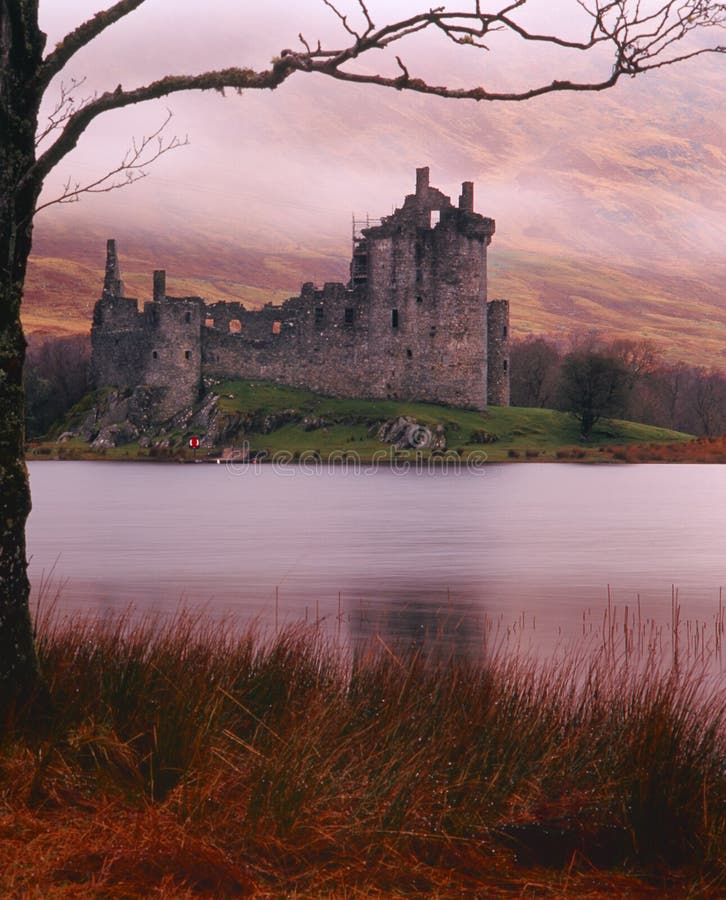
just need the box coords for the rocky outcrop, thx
[91,422,140,450]
[252,409,301,435]
[470,429,499,444]
[54,387,455,455]
[376,417,447,451]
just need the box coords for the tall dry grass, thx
[0,605,723,897]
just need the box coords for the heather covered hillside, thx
[25,49,725,366]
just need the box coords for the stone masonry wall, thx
[487,299,510,406]
[141,295,205,420]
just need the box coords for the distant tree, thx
[510,337,562,408]
[558,350,630,439]
[24,335,90,437]
[659,362,690,430]
[1,0,724,711]
[692,369,726,437]
[610,338,659,389]
[607,338,660,423]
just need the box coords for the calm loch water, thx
[27,461,726,662]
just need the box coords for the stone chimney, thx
[458,181,474,213]
[415,166,430,196]
[153,270,166,302]
[103,238,124,298]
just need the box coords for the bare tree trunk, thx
[0,222,39,714]
[0,0,45,715]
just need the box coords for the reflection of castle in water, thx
[344,584,485,663]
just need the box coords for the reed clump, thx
[604,436,726,463]
[0,607,723,898]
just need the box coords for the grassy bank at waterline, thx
[28,379,699,463]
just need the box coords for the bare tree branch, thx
[29,63,297,188]
[36,0,147,92]
[27,1,726,201]
[34,111,187,215]
[306,1,724,94]
[35,77,90,148]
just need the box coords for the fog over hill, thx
[26,1,725,367]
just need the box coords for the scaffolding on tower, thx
[351,213,381,288]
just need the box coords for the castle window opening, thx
[430,210,441,227]
[184,350,192,360]
[503,359,508,372]
[229,319,242,334]
[406,348,413,359]
[416,295,423,304]
[152,350,158,360]
[344,307,355,326]
[391,309,399,329]
[205,318,215,329]
[315,306,324,325]
[503,325,508,338]
[272,320,281,335]
[185,311,192,324]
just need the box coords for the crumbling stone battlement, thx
[90,169,510,420]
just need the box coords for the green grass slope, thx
[213,380,691,463]
[33,379,694,463]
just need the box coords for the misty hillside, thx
[25,51,725,368]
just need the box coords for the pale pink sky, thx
[34,2,725,265]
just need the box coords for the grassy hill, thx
[212,381,692,463]
[22,54,726,368]
[34,380,695,463]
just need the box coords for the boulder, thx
[377,416,447,451]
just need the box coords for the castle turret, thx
[103,238,124,298]
[487,299,510,406]
[415,166,430,194]
[458,181,474,213]
[359,168,497,410]
[153,270,166,302]
[91,239,144,390]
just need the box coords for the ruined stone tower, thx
[91,241,205,420]
[352,166,498,409]
[90,170,510,419]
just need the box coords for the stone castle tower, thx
[91,168,510,419]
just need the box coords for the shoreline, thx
[25,446,726,465]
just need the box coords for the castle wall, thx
[202,284,370,398]
[487,299,510,406]
[140,296,205,420]
[90,296,147,390]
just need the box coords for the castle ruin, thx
[90,168,510,419]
